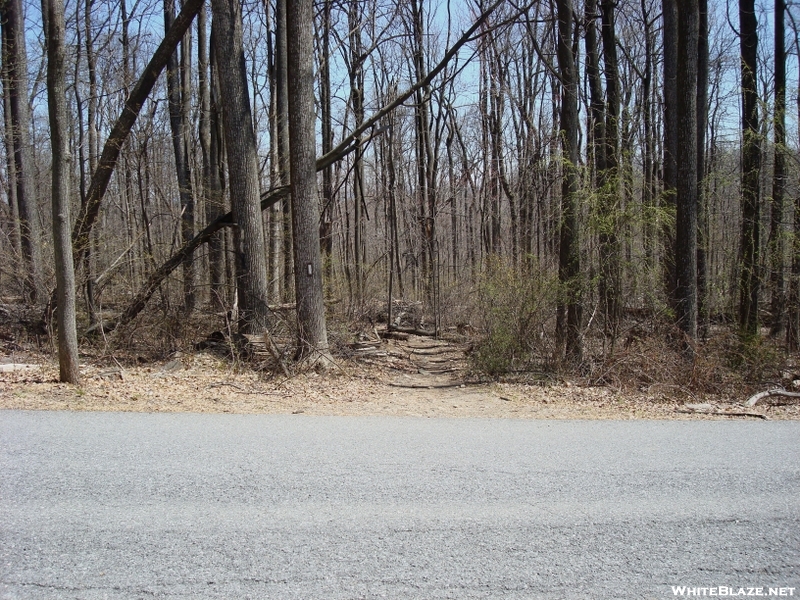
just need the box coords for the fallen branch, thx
[388,381,467,389]
[677,408,768,420]
[389,326,438,337]
[744,388,800,407]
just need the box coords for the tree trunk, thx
[42,0,79,382]
[198,2,224,308]
[210,0,271,334]
[319,0,334,286]
[207,25,228,306]
[738,0,761,338]
[599,0,621,338]
[675,0,699,343]
[0,56,23,282]
[787,16,800,350]
[696,0,709,336]
[83,0,98,323]
[662,0,678,303]
[555,0,582,363]
[769,0,786,337]
[275,0,293,302]
[0,0,45,303]
[164,0,195,312]
[348,0,365,303]
[287,0,332,367]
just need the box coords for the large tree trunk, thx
[769,0,786,337]
[197,2,224,308]
[599,0,622,338]
[348,0,365,303]
[555,0,582,363]
[0,0,45,303]
[674,0,699,343]
[42,0,79,382]
[696,0,709,336]
[83,0,98,323]
[662,0,678,304]
[210,0,271,334]
[787,14,800,351]
[410,0,435,299]
[164,0,195,312]
[738,0,761,338]
[287,0,332,367]
[319,0,334,286]
[275,0,293,302]
[0,57,23,282]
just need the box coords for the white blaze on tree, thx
[287,0,333,368]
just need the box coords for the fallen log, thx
[744,388,800,407]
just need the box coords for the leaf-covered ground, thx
[2,344,798,420]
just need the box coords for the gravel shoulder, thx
[1,351,798,420]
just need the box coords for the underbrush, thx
[1,280,796,397]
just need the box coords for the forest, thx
[1,0,799,391]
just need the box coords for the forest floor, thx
[2,332,799,420]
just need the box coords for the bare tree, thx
[42,0,79,382]
[0,0,45,303]
[287,0,332,367]
[769,0,787,337]
[738,0,761,338]
[674,0,699,343]
[210,0,271,334]
[661,0,678,302]
[164,0,195,311]
[599,0,622,337]
[555,0,582,362]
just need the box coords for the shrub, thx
[471,259,559,376]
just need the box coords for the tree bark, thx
[769,0,786,337]
[287,0,332,367]
[164,0,195,312]
[0,53,23,282]
[198,2,224,307]
[210,0,271,334]
[42,0,79,382]
[319,0,334,285]
[555,0,582,363]
[275,0,293,302]
[738,0,761,338]
[696,0,709,335]
[0,0,45,303]
[599,0,621,338]
[788,16,800,350]
[675,0,699,343]
[662,0,678,303]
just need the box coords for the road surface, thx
[1,411,798,599]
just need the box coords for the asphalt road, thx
[1,411,798,599]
